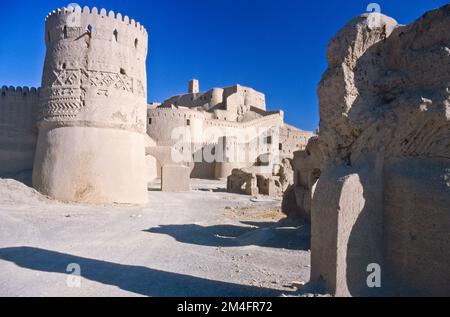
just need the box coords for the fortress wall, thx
[33,6,149,204]
[163,88,223,111]
[0,86,40,175]
[223,85,266,113]
[147,107,286,179]
[221,86,240,121]
[147,108,211,177]
[206,113,286,176]
[242,87,266,112]
[210,88,225,109]
[161,84,266,122]
[240,110,263,122]
[147,108,283,146]
[279,125,315,157]
[147,108,206,146]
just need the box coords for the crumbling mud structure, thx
[282,136,324,220]
[286,5,450,296]
[227,158,294,197]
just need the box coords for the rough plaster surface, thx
[383,158,450,296]
[289,5,450,296]
[311,158,384,297]
[227,158,294,197]
[161,165,191,192]
[33,126,147,204]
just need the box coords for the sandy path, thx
[0,178,311,297]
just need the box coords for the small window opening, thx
[187,119,191,126]
[134,38,139,48]
[64,26,68,39]
[265,136,272,145]
[113,29,118,42]
[62,63,66,70]
[120,68,126,75]
[279,143,283,151]
[148,118,152,125]
[47,31,51,43]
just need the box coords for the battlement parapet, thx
[45,6,147,33]
[0,85,40,137]
[44,6,148,53]
[1,86,41,99]
[148,106,207,119]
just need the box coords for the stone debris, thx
[0,178,50,205]
[291,281,306,289]
[227,158,294,197]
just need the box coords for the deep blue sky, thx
[0,0,448,131]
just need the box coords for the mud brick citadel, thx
[0,4,449,297]
[0,6,313,204]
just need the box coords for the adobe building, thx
[0,6,313,203]
[145,80,314,181]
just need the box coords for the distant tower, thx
[33,6,149,204]
[188,79,199,94]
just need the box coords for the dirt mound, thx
[0,178,49,205]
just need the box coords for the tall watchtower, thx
[188,79,199,94]
[33,6,149,204]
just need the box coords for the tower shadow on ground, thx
[0,246,291,297]
[145,220,311,251]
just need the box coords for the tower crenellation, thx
[0,86,40,128]
[0,86,40,101]
[41,5,148,126]
[0,86,40,175]
[45,7,147,53]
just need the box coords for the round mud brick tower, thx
[33,6,149,204]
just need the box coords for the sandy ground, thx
[0,178,313,297]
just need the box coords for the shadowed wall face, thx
[384,158,450,296]
[0,87,39,177]
[311,158,384,297]
[32,7,149,204]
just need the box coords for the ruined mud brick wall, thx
[290,5,450,296]
[283,136,324,220]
